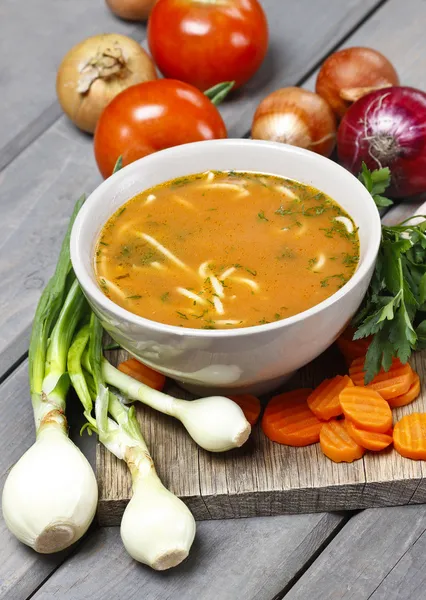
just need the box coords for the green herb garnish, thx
[320,274,347,288]
[176,311,189,320]
[358,162,393,208]
[258,210,269,222]
[353,166,419,382]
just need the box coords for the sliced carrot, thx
[228,395,261,426]
[345,419,393,451]
[262,388,323,446]
[336,327,371,364]
[393,413,426,460]
[349,357,413,400]
[118,358,166,391]
[388,371,421,408]
[307,375,353,420]
[320,419,365,463]
[339,386,392,433]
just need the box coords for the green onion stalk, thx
[68,314,196,570]
[101,358,251,452]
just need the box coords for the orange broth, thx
[95,171,359,329]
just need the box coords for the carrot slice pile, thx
[339,386,392,433]
[262,389,323,446]
[349,357,413,400]
[118,358,166,391]
[307,375,353,420]
[336,327,371,364]
[345,419,393,451]
[394,413,426,460]
[229,394,261,426]
[388,371,421,408]
[320,420,365,463]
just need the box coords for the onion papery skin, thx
[2,427,98,553]
[56,34,157,133]
[106,0,156,20]
[316,47,399,119]
[338,86,426,198]
[251,87,337,157]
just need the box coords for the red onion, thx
[337,86,426,198]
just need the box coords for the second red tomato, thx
[94,79,227,178]
[148,0,269,91]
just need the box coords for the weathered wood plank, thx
[0,0,145,167]
[283,506,426,600]
[31,513,344,600]
[98,345,426,525]
[0,0,382,380]
[0,360,93,600]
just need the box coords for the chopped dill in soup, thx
[95,171,360,329]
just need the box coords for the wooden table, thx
[2,1,426,598]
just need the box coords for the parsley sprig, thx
[353,164,426,382]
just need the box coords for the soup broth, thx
[95,171,359,329]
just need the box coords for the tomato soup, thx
[95,171,359,329]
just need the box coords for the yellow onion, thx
[56,34,157,133]
[316,47,399,119]
[106,0,156,20]
[251,87,337,157]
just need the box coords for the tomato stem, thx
[204,81,235,105]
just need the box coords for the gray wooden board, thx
[283,505,426,600]
[30,513,344,600]
[0,0,145,167]
[0,360,93,600]
[0,0,381,380]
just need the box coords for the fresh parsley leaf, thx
[358,162,393,208]
[373,195,393,208]
[419,272,426,305]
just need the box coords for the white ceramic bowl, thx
[71,139,381,395]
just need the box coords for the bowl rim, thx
[71,138,381,338]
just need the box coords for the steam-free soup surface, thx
[95,171,359,329]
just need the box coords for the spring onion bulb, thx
[69,315,196,569]
[2,422,97,553]
[101,359,251,452]
[2,197,98,553]
[117,412,196,569]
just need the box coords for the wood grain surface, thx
[284,505,426,600]
[30,512,345,600]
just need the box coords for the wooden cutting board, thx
[97,343,426,526]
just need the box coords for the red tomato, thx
[147,0,269,91]
[94,79,227,178]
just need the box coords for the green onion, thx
[69,314,196,570]
[2,196,98,555]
